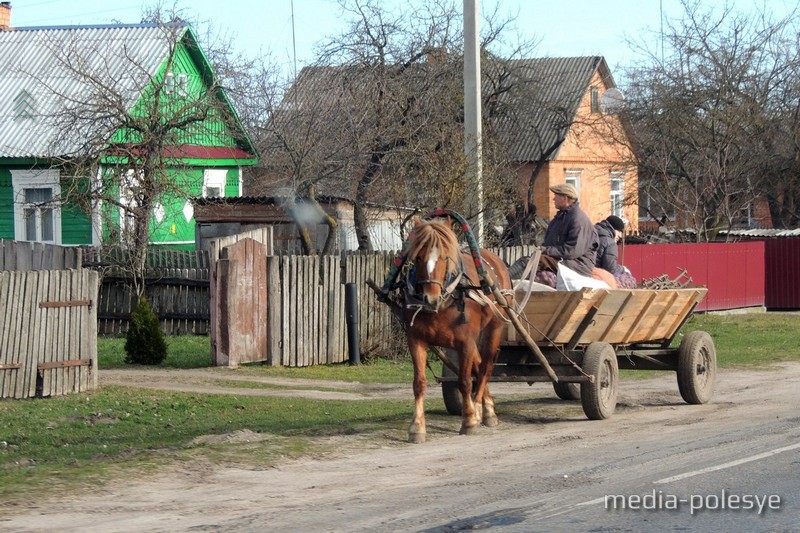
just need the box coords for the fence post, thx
[345,282,360,365]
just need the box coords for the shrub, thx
[124,295,168,365]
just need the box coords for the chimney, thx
[0,2,11,30]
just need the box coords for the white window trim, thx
[12,169,62,244]
[565,169,582,199]
[203,169,227,198]
[610,172,625,218]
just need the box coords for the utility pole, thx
[463,0,484,245]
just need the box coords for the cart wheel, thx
[677,331,716,404]
[441,360,462,416]
[580,342,618,420]
[553,381,581,401]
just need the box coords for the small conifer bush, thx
[124,295,168,365]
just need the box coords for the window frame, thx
[590,87,600,113]
[12,169,62,244]
[203,169,227,198]
[610,172,625,218]
[565,169,582,199]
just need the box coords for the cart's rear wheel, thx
[441,360,462,416]
[580,342,618,420]
[677,331,716,404]
[553,381,581,401]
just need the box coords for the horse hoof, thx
[483,415,499,427]
[408,433,427,444]
[459,425,479,436]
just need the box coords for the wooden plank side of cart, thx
[504,287,708,346]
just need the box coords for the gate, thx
[210,239,268,366]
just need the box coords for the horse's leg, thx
[471,356,484,423]
[458,339,481,435]
[407,338,428,444]
[475,321,504,428]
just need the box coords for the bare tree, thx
[23,10,247,294]
[253,0,535,251]
[623,0,800,239]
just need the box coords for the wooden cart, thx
[438,286,716,420]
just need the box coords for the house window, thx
[610,173,624,217]
[565,170,582,199]
[591,87,600,113]
[203,169,227,198]
[12,170,61,244]
[165,72,189,95]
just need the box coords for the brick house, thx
[497,56,638,232]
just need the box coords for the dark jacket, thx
[595,219,623,275]
[541,202,598,276]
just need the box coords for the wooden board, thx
[506,287,708,346]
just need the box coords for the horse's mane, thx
[407,219,461,275]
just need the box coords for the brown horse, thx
[403,219,512,443]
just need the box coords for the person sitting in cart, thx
[509,183,598,287]
[595,215,637,289]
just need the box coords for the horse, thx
[402,218,513,443]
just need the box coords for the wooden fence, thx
[211,242,536,367]
[0,239,83,271]
[0,269,98,399]
[82,248,211,335]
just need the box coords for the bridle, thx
[405,255,464,314]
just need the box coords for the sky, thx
[8,0,799,81]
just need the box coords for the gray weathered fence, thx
[212,246,397,367]
[95,267,211,335]
[0,269,98,399]
[0,239,82,271]
[211,241,535,367]
[81,248,211,335]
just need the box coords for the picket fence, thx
[0,269,98,399]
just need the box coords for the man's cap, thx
[606,215,626,231]
[549,183,578,200]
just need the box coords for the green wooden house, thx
[0,20,257,249]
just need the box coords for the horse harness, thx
[402,252,510,326]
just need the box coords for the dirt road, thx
[2,362,799,532]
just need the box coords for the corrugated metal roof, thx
[276,56,610,167]
[0,23,185,158]
[491,56,610,162]
[720,228,800,238]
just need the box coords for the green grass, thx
[99,335,212,369]
[681,311,800,367]
[0,386,421,503]
[99,335,419,382]
[4,311,799,505]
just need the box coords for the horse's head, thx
[407,219,461,309]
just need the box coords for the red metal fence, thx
[764,238,800,310]
[620,242,766,312]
